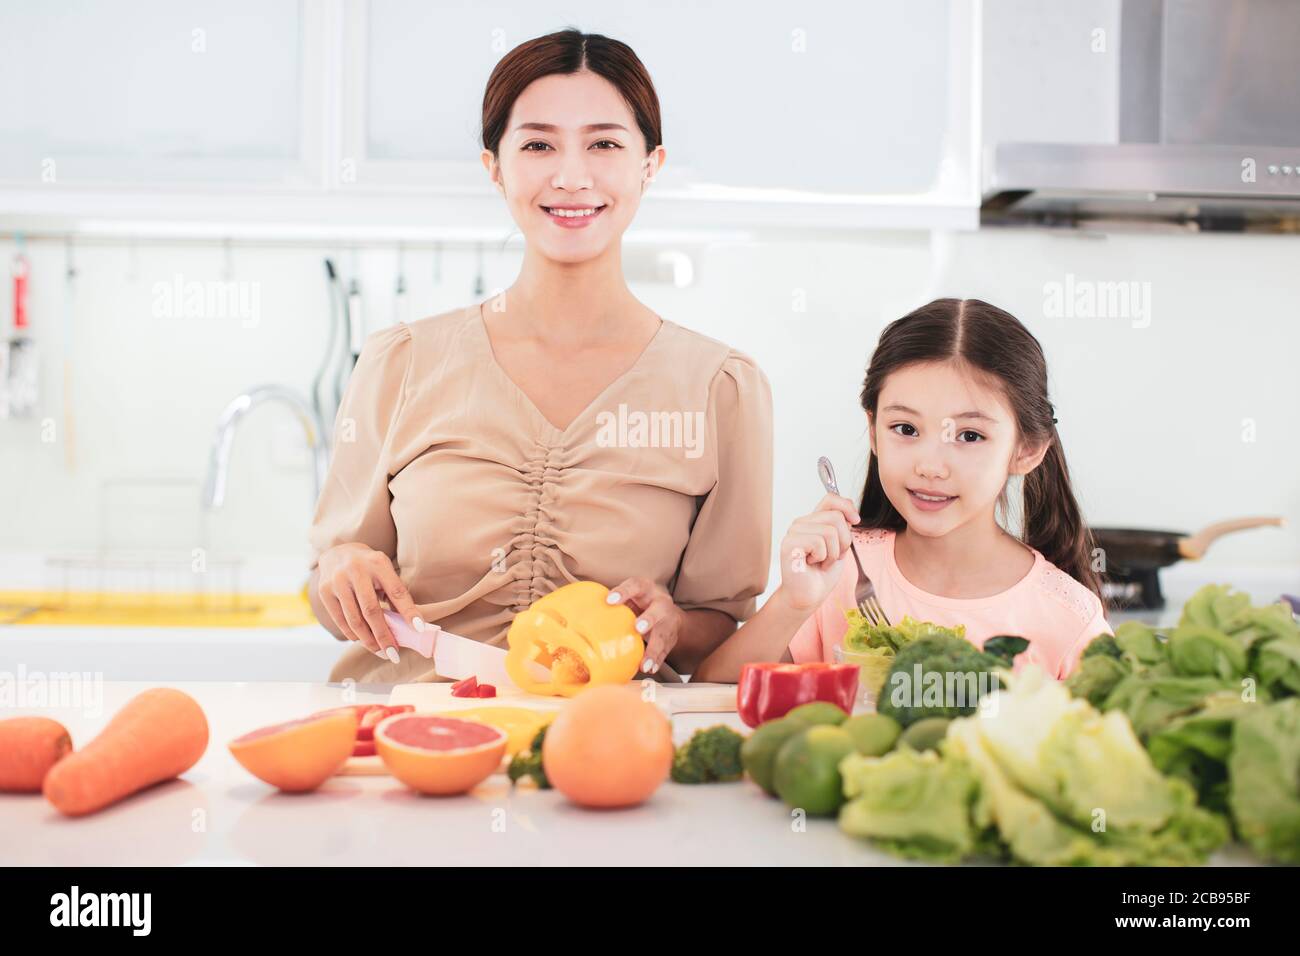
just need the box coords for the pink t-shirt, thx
[788,528,1110,680]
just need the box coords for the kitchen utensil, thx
[1,245,37,419]
[381,609,514,687]
[1094,516,1285,609]
[345,275,363,371]
[61,239,76,469]
[393,245,408,325]
[382,609,684,686]
[816,456,890,626]
[312,259,342,442]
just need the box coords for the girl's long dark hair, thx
[857,298,1101,599]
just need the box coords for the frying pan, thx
[1093,516,1284,609]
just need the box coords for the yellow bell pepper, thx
[505,581,644,697]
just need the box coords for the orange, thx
[542,686,672,808]
[375,714,508,795]
[229,711,357,792]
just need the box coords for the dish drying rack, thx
[1,477,264,624]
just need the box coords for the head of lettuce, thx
[838,666,1229,865]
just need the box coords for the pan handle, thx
[1178,516,1285,560]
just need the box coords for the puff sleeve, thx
[669,351,774,622]
[307,323,413,572]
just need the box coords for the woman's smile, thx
[540,203,608,227]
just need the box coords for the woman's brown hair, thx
[481,28,662,156]
[857,297,1102,599]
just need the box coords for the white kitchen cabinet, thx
[345,0,981,229]
[0,0,324,188]
[0,0,981,234]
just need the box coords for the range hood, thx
[982,0,1300,233]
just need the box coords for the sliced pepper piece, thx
[736,662,860,728]
[505,581,644,697]
[475,683,497,698]
[450,676,479,698]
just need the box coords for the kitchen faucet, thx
[201,384,329,510]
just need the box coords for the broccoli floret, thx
[1065,653,1131,708]
[1081,633,1123,660]
[670,725,745,784]
[876,634,1004,728]
[506,725,551,788]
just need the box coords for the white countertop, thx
[0,680,1265,867]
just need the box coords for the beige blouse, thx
[307,303,774,684]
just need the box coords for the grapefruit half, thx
[229,711,357,792]
[374,714,507,795]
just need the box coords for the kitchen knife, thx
[382,609,515,688]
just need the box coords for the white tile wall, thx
[2,226,1297,600]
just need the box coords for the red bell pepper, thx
[475,683,497,698]
[357,704,413,740]
[450,676,479,698]
[736,662,860,728]
[312,704,414,756]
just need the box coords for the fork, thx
[817,456,891,627]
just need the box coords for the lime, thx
[841,713,901,756]
[898,717,951,753]
[785,701,849,727]
[740,718,804,796]
[772,725,855,816]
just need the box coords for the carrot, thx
[42,688,208,816]
[0,717,73,791]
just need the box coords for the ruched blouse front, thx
[307,303,774,684]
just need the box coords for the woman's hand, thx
[778,493,859,612]
[606,577,685,676]
[316,542,424,662]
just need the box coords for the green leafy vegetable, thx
[1167,624,1248,680]
[838,747,984,862]
[943,668,1228,866]
[982,636,1031,665]
[842,613,964,654]
[1227,698,1300,863]
[1081,633,1122,660]
[1064,583,1300,864]
[1065,653,1131,709]
[1146,693,1252,815]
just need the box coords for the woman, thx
[307,29,774,684]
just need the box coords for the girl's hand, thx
[778,494,859,611]
[606,577,684,676]
[316,542,424,661]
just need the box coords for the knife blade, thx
[382,610,514,687]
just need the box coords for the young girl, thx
[694,297,1110,684]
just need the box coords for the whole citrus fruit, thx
[773,724,855,816]
[543,686,672,808]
